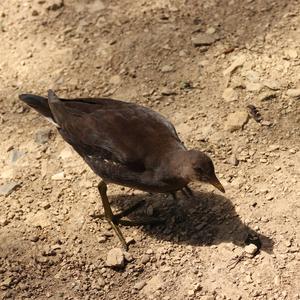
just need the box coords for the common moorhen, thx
[19,90,225,249]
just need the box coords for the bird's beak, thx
[209,176,225,193]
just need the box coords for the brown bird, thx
[19,90,225,249]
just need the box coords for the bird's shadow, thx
[109,190,274,253]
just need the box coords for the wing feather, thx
[48,94,185,170]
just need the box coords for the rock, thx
[194,124,213,141]
[222,87,237,102]
[9,149,25,163]
[245,82,263,92]
[47,0,64,11]
[35,129,51,144]
[179,50,187,57]
[268,144,280,151]
[0,216,9,226]
[146,249,154,255]
[284,49,298,59]
[134,280,146,290]
[228,154,239,166]
[106,248,125,268]
[51,172,65,180]
[191,33,216,46]
[0,182,20,196]
[1,276,13,288]
[263,79,281,90]
[286,89,300,98]
[123,251,134,262]
[259,92,277,101]
[224,111,249,132]
[30,235,39,242]
[245,274,253,283]
[176,122,193,139]
[25,211,52,228]
[86,0,105,13]
[260,120,272,126]
[97,235,107,243]
[274,275,281,286]
[59,147,74,160]
[206,27,216,34]
[142,275,164,296]
[32,10,39,16]
[125,236,135,245]
[41,201,51,209]
[223,55,246,76]
[0,167,14,180]
[244,244,258,257]
[141,254,150,264]
[245,70,260,83]
[161,87,176,96]
[201,296,215,300]
[109,75,121,85]
[92,277,105,290]
[161,65,174,73]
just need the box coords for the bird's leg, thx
[180,188,189,198]
[96,181,163,249]
[97,181,128,250]
[114,200,146,219]
[170,191,177,200]
[183,185,194,197]
[180,185,194,198]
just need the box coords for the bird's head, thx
[185,150,225,193]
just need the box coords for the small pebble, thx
[51,172,65,180]
[228,154,239,166]
[0,182,20,196]
[30,235,39,242]
[134,280,146,290]
[286,89,300,98]
[161,65,174,73]
[244,244,258,257]
[106,248,125,268]
[141,254,150,264]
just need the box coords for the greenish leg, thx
[98,181,128,250]
[97,181,163,250]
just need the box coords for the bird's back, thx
[20,91,185,174]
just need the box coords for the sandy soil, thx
[0,0,299,299]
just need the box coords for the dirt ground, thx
[0,0,299,299]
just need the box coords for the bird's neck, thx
[158,149,193,182]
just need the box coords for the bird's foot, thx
[168,186,194,200]
[91,199,146,220]
[94,182,163,250]
[92,208,163,250]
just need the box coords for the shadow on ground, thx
[110,190,274,253]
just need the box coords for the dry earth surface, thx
[0,0,300,299]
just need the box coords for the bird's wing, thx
[47,91,185,170]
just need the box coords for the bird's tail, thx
[19,92,58,126]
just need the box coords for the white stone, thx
[106,248,125,268]
[222,87,237,102]
[244,244,258,256]
[286,89,300,98]
[51,171,65,180]
[223,55,246,75]
[224,111,249,132]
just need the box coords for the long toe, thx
[114,200,146,219]
[118,216,164,226]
